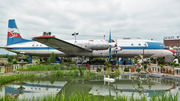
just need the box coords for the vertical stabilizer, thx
[7,19,31,45]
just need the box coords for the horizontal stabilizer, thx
[0,47,12,49]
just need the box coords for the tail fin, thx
[7,19,31,45]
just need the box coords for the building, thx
[164,36,180,62]
[164,36,180,47]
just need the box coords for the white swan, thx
[104,75,115,85]
[107,75,115,83]
[104,75,109,82]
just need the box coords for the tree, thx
[49,52,56,63]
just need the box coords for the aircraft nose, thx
[169,49,176,54]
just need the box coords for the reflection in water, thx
[132,76,148,95]
[0,75,179,100]
[16,82,26,94]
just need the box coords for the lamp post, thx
[72,32,79,43]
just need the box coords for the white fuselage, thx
[5,39,173,58]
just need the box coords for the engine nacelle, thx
[75,40,118,50]
[88,40,109,50]
[109,43,117,48]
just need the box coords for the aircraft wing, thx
[33,36,92,54]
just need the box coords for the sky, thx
[0,0,180,54]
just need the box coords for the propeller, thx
[108,30,121,61]
[116,38,118,61]
[108,30,111,61]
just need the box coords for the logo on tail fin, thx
[7,30,21,39]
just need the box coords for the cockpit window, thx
[144,43,147,46]
[159,43,165,46]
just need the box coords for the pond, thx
[0,74,180,100]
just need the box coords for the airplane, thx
[0,19,176,63]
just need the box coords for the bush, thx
[49,52,56,63]
[104,62,109,65]
[96,68,101,72]
[104,66,107,71]
[124,67,129,72]
[13,60,18,64]
[8,57,13,62]
[79,67,87,70]
[159,64,164,68]
[144,65,147,70]
[170,62,175,67]
[6,62,13,65]
[174,63,179,67]
[134,58,138,64]
[71,65,77,70]
[115,69,120,75]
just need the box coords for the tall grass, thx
[0,91,179,101]
[0,73,37,85]
[18,64,87,71]
[18,64,62,71]
[85,70,95,75]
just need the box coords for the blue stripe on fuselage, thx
[11,42,165,50]
[119,42,165,49]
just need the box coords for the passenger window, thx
[131,43,134,46]
[138,43,141,46]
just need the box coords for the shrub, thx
[13,60,18,64]
[79,67,87,70]
[174,63,179,67]
[8,57,13,62]
[115,69,120,75]
[159,64,164,68]
[49,52,56,63]
[96,68,101,72]
[104,66,107,71]
[124,67,129,72]
[104,62,109,65]
[6,62,13,65]
[144,65,147,70]
[165,63,168,66]
[71,65,77,70]
[170,62,175,67]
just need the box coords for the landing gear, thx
[28,55,32,63]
